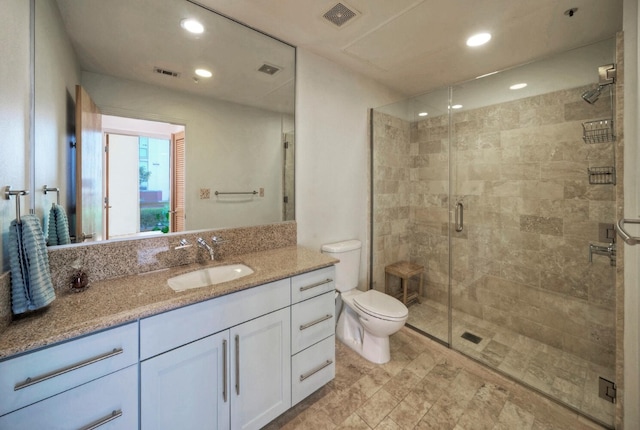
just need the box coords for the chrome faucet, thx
[197,237,215,260]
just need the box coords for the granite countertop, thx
[0,245,337,359]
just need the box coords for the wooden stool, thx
[385,261,423,306]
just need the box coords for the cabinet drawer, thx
[0,364,138,429]
[140,278,290,360]
[0,322,138,416]
[291,266,335,304]
[291,335,335,406]
[291,291,334,354]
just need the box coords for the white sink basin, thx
[167,264,254,292]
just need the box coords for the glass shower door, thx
[448,39,617,427]
[371,87,451,345]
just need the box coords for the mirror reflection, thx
[34,0,296,245]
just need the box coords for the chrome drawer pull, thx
[300,360,333,382]
[14,348,124,391]
[78,409,122,430]
[299,314,332,331]
[222,339,228,402]
[299,278,333,292]
[235,335,240,396]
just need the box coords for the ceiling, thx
[196,0,623,98]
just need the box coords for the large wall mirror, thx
[34,0,295,246]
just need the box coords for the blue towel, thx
[47,203,70,246]
[9,215,56,314]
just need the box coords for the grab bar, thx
[43,185,60,204]
[215,191,257,196]
[3,186,29,224]
[616,218,640,246]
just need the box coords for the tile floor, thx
[406,299,615,425]
[264,327,607,429]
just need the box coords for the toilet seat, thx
[352,290,408,322]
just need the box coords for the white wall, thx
[33,0,81,222]
[623,0,640,427]
[295,49,402,288]
[0,0,31,272]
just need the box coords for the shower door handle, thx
[455,202,464,232]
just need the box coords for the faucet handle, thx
[211,236,228,245]
[174,238,192,250]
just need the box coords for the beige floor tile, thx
[266,328,609,430]
[356,388,401,428]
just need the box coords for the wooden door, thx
[75,85,103,242]
[171,131,186,232]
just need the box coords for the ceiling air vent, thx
[323,3,359,28]
[153,67,180,78]
[258,63,281,75]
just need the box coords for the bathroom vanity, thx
[0,246,336,430]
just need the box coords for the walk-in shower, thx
[371,37,619,428]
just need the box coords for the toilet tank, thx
[321,239,361,293]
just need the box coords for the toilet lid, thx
[353,290,408,320]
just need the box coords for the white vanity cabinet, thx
[0,322,139,429]
[140,279,291,430]
[290,266,336,406]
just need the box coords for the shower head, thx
[582,64,617,104]
[581,85,604,104]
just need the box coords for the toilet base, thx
[336,305,392,364]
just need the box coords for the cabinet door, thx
[141,331,230,430]
[230,307,291,430]
[0,365,138,430]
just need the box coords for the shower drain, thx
[461,331,483,344]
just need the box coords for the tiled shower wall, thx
[373,85,617,367]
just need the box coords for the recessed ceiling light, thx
[195,69,212,78]
[451,104,463,109]
[510,83,528,90]
[181,19,204,34]
[418,112,428,117]
[466,32,492,47]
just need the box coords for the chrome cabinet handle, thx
[299,278,333,292]
[14,348,123,391]
[78,409,122,430]
[299,314,332,331]
[300,360,333,382]
[222,339,228,402]
[235,335,240,396]
[616,218,640,245]
[455,202,464,232]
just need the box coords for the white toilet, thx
[322,240,408,364]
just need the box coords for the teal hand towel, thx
[9,215,56,314]
[47,203,70,246]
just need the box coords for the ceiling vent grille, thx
[258,63,281,75]
[323,3,358,28]
[154,67,180,78]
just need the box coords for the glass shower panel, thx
[449,38,616,426]
[372,88,451,345]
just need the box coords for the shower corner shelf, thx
[588,166,616,185]
[582,119,615,144]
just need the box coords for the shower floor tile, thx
[406,298,615,426]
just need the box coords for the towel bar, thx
[616,218,640,246]
[3,186,29,224]
[215,190,258,196]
